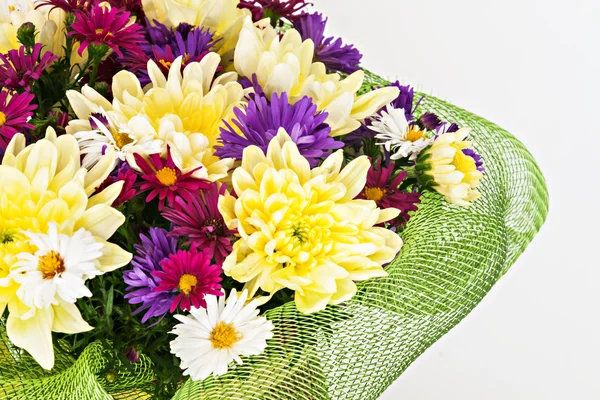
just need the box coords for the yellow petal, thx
[6,308,55,370]
[52,299,93,334]
[88,181,124,208]
[97,239,132,273]
[75,204,125,240]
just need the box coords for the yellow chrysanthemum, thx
[66,54,245,182]
[234,17,400,137]
[218,129,403,314]
[0,2,85,62]
[0,128,132,370]
[420,128,484,206]
[142,0,250,60]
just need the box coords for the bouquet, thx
[0,0,548,399]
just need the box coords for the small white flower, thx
[12,223,104,309]
[74,112,162,170]
[170,289,274,381]
[369,104,433,161]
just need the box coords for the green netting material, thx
[0,71,549,400]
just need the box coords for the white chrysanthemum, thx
[74,114,162,169]
[12,223,104,310]
[370,105,433,161]
[170,289,274,381]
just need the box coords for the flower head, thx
[219,129,403,313]
[134,150,211,210]
[66,54,244,181]
[239,0,312,23]
[0,128,131,370]
[356,159,421,225]
[69,5,145,57]
[0,44,57,92]
[294,12,362,74]
[162,183,235,264]
[95,161,139,207]
[370,104,433,161]
[35,0,96,13]
[417,129,484,206]
[0,91,36,149]
[154,247,223,313]
[170,289,274,381]
[234,18,397,137]
[215,92,342,167]
[124,22,217,85]
[123,228,178,323]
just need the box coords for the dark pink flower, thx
[356,158,421,226]
[153,247,223,312]
[133,150,210,210]
[96,161,139,207]
[69,5,145,57]
[162,183,235,264]
[0,44,57,92]
[0,91,36,150]
[35,0,96,13]
[238,0,312,23]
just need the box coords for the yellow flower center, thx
[95,29,112,39]
[0,228,15,244]
[113,132,133,149]
[363,186,386,202]
[0,111,7,127]
[178,273,197,295]
[405,126,426,142]
[8,5,15,11]
[453,150,477,176]
[37,251,66,280]
[209,321,241,349]
[159,59,172,69]
[155,167,177,186]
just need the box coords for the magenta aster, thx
[356,158,421,226]
[153,247,223,312]
[35,0,96,13]
[0,91,36,150]
[239,0,312,23]
[133,150,210,210]
[0,44,57,92]
[96,161,139,207]
[162,183,235,264]
[69,5,145,57]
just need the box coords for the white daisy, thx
[12,223,104,309]
[73,112,162,170]
[170,289,274,381]
[369,104,433,161]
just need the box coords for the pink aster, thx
[133,150,210,210]
[0,44,57,92]
[239,0,312,23]
[35,0,96,13]
[95,161,139,207]
[0,91,36,150]
[69,5,145,57]
[356,158,421,226]
[162,183,235,264]
[153,247,223,313]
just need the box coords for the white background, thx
[315,1,599,399]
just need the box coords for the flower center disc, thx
[210,321,241,349]
[37,250,66,279]
[113,132,133,149]
[0,111,7,127]
[155,167,178,186]
[364,186,386,202]
[406,126,425,142]
[178,273,198,294]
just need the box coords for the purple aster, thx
[123,21,216,85]
[463,148,485,173]
[123,228,178,324]
[294,12,362,74]
[418,112,442,131]
[0,44,57,92]
[239,0,312,23]
[436,122,460,134]
[215,91,342,167]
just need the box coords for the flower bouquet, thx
[0,0,548,399]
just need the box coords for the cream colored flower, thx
[66,54,245,181]
[0,128,132,370]
[219,129,403,314]
[234,17,399,137]
[419,128,484,206]
[142,0,250,61]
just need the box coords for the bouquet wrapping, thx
[0,1,548,399]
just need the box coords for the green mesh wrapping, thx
[0,71,548,400]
